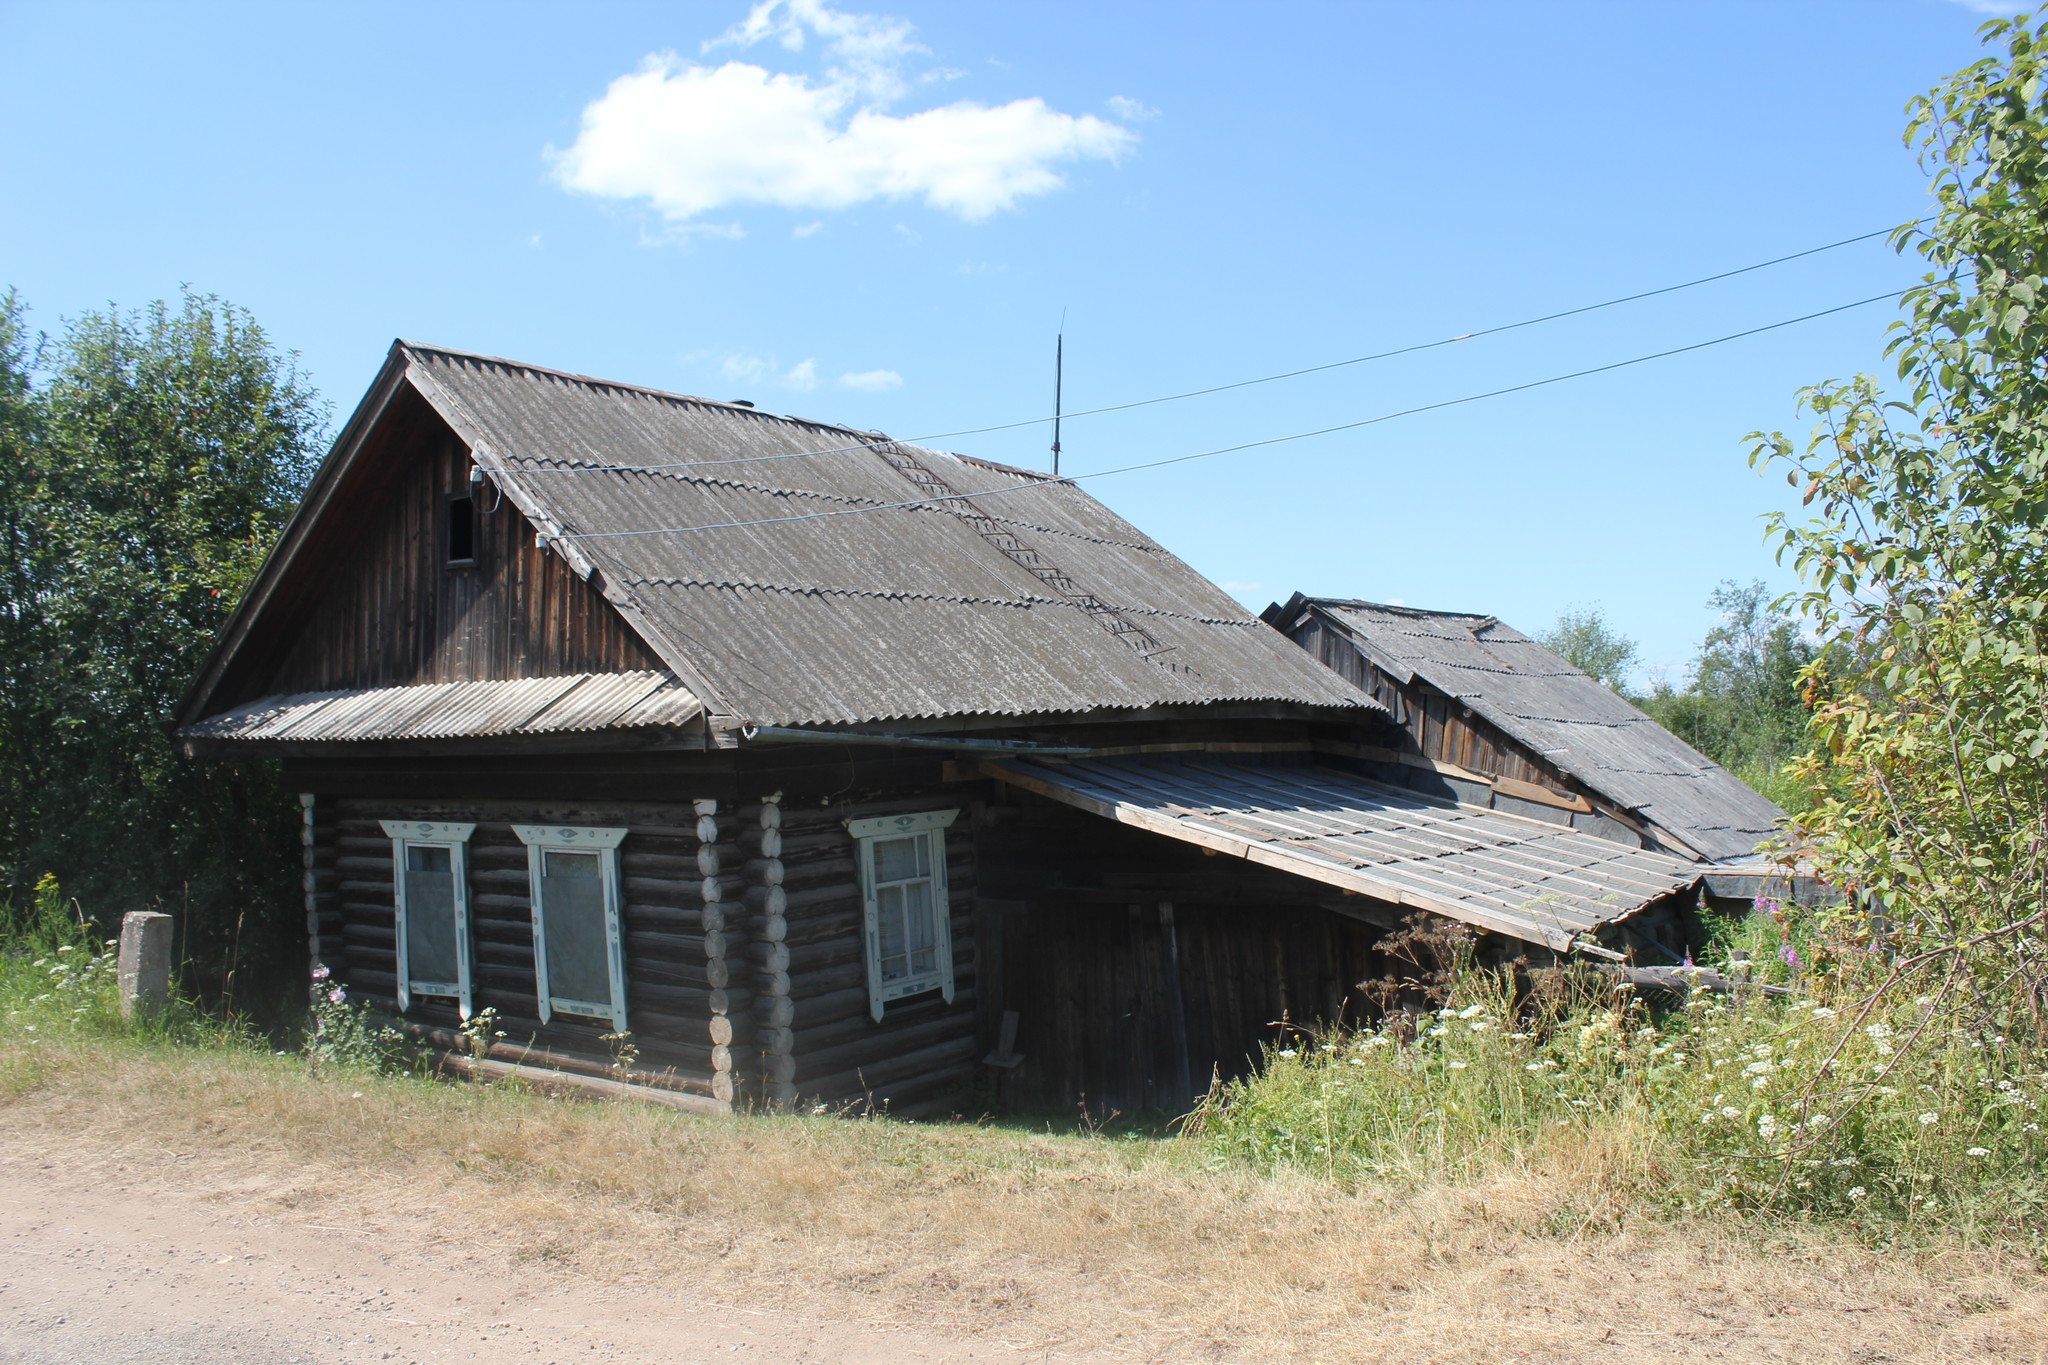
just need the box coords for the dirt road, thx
[0,1154,1054,1365]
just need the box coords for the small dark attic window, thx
[444,492,477,567]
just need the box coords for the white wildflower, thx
[1967,1147,1990,1157]
[1721,1106,1741,1118]
[1847,1186,1866,1199]
[1757,1114,1778,1136]
[1277,1049,1298,1058]
[1866,1023,1894,1041]
[1918,1112,1938,1126]
[1427,1027,1449,1038]
[1447,1061,1469,1070]
[1457,1004,1486,1019]
[1467,1021,1490,1033]
[1809,1006,1838,1019]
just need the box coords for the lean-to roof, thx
[984,754,1701,951]
[1275,597,1785,863]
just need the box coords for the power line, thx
[504,220,1919,479]
[560,289,1898,542]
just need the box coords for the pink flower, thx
[310,964,331,981]
[327,987,346,1005]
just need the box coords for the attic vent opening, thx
[444,492,477,567]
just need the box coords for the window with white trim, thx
[380,819,477,1017]
[513,824,628,1030]
[847,810,958,1021]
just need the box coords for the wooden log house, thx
[178,343,1717,1115]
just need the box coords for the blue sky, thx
[0,0,2022,683]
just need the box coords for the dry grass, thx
[3,1036,2046,1363]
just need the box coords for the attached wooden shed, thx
[1260,595,1800,896]
[180,343,1710,1116]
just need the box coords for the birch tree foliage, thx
[1753,13,2048,1038]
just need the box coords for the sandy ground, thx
[0,1153,1061,1365]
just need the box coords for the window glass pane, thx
[872,834,925,883]
[403,845,459,989]
[541,852,611,1009]
[877,882,907,981]
[544,849,600,879]
[903,878,937,977]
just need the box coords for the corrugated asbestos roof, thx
[401,344,1374,728]
[983,755,1701,950]
[1293,599,1786,863]
[184,671,701,743]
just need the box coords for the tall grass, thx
[1190,913,2048,1248]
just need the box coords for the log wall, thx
[313,795,724,1097]
[773,796,981,1115]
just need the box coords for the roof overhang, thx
[179,671,703,752]
[981,754,1703,952]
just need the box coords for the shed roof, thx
[1270,596,1785,863]
[183,343,1376,736]
[983,754,1702,950]
[184,672,702,745]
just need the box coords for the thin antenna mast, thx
[1051,328,1064,477]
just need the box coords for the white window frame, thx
[513,824,628,1031]
[847,810,958,1022]
[379,819,477,1018]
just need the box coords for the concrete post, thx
[117,911,173,1023]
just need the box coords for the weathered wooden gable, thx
[212,383,662,710]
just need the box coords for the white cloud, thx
[718,353,818,390]
[792,220,824,237]
[551,0,1136,226]
[1947,0,2025,10]
[1106,95,1159,122]
[837,368,903,391]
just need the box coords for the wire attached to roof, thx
[559,289,1899,542]
[498,220,1919,479]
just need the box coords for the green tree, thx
[1754,12,2048,1046]
[1638,581,1820,808]
[1,290,325,1010]
[1539,606,1638,693]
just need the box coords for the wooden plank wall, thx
[976,790,1383,1114]
[316,796,727,1097]
[263,429,660,697]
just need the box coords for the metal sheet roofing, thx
[400,344,1375,728]
[184,671,702,744]
[983,755,1702,951]
[1289,598,1787,863]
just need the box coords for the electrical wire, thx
[501,219,1919,479]
[560,289,1900,542]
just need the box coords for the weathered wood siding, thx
[977,788,1382,1113]
[264,422,660,697]
[314,796,726,1096]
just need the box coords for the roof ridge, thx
[1307,595,1499,624]
[400,340,891,447]
[619,573,1264,625]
